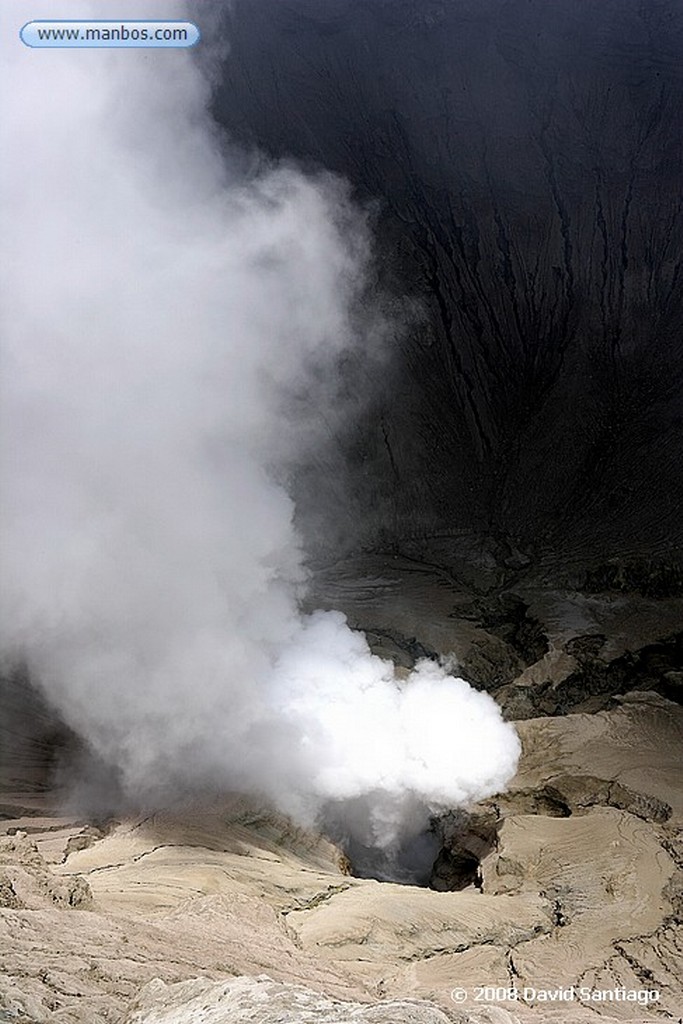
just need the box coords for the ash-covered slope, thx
[2,688,681,1022]
[213,0,683,566]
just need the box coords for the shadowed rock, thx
[212,0,683,569]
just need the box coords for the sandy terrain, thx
[2,685,680,1024]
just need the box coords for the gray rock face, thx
[212,0,683,566]
[0,667,73,796]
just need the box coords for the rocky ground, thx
[1,556,681,1023]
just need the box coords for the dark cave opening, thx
[325,806,499,890]
[339,827,442,888]
[429,846,483,893]
[427,810,498,892]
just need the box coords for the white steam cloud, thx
[0,1,520,878]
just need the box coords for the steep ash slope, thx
[213,0,683,566]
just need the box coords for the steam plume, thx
[0,1,520,879]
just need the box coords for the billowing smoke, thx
[0,1,519,880]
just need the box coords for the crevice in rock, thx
[492,786,572,819]
[361,626,440,670]
[491,774,671,825]
[506,949,521,989]
[539,887,573,928]
[458,593,550,668]
[582,559,683,599]
[496,630,683,718]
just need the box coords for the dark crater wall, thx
[211,0,683,569]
